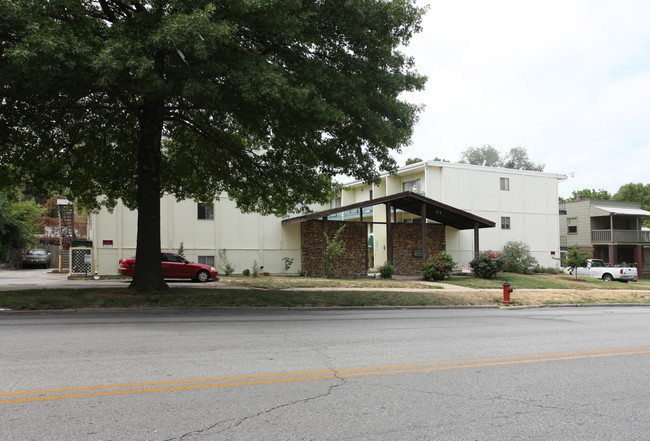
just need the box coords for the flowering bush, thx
[469,251,504,279]
[421,251,456,281]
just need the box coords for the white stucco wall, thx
[348,162,564,269]
[91,195,305,276]
[91,161,564,275]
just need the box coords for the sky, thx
[398,0,650,199]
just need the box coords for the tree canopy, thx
[570,189,612,200]
[562,245,591,280]
[0,189,43,258]
[459,145,544,171]
[1,0,426,291]
[613,183,650,208]
[459,145,501,167]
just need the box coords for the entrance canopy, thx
[283,192,495,265]
[282,191,495,230]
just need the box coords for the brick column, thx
[634,245,643,279]
[608,245,616,264]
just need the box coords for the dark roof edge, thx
[282,192,495,229]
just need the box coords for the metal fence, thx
[70,247,92,274]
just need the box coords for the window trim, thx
[198,255,215,267]
[567,217,578,234]
[197,203,214,220]
[402,178,421,193]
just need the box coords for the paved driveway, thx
[0,268,221,291]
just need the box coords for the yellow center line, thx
[2,346,649,405]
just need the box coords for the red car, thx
[118,252,218,283]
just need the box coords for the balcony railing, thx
[591,229,650,244]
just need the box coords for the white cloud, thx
[399,0,650,198]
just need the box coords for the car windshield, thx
[28,250,46,255]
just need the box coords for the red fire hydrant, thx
[502,281,513,304]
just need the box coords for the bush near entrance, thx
[470,251,505,279]
[422,251,455,281]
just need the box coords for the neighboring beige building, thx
[559,198,650,278]
[89,160,566,275]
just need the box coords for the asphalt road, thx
[2,307,650,440]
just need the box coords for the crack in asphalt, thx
[167,344,347,440]
[172,376,346,440]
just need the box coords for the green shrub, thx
[533,266,560,274]
[501,241,538,274]
[252,260,260,277]
[561,245,592,279]
[470,251,504,279]
[324,225,346,278]
[282,257,294,272]
[421,251,456,281]
[218,249,235,276]
[378,261,395,279]
[242,269,250,277]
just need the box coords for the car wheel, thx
[602,273,613,282]
[195,270,210,283]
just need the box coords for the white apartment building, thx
[89,160,566,275]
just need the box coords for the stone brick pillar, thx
[300,220,367,277]
[634,245,643,279]
[608,245,617,264]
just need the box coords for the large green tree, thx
[501,146,544,172]
[459,145,544,171]
[613,183,650,227]
[613,183,650,207]
[0,0,426,292]
[570,189,612,200]
[0,189,43,258]
[459,145,501,167]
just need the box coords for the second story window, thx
[402,179,421,193]
[197,203,214,220]
[500,177,510,191]
[567,218,578,234]
[501,216,511,230]
[330,196,341,209]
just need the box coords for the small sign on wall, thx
[462,264,471,273]
[412,248,423,258]
[102,240,114,248]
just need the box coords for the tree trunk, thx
[129,96,167,292]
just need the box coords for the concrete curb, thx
[2,303,650,315]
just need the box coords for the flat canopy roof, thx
[591,205,650,218]
[282,191,495,230]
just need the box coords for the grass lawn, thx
[1,273,649,311]
[442,272,650,290]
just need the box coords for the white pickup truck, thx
[569,259,638,282]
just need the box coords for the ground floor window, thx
[198,255,215,266]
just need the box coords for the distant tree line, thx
[406,145,544,172]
